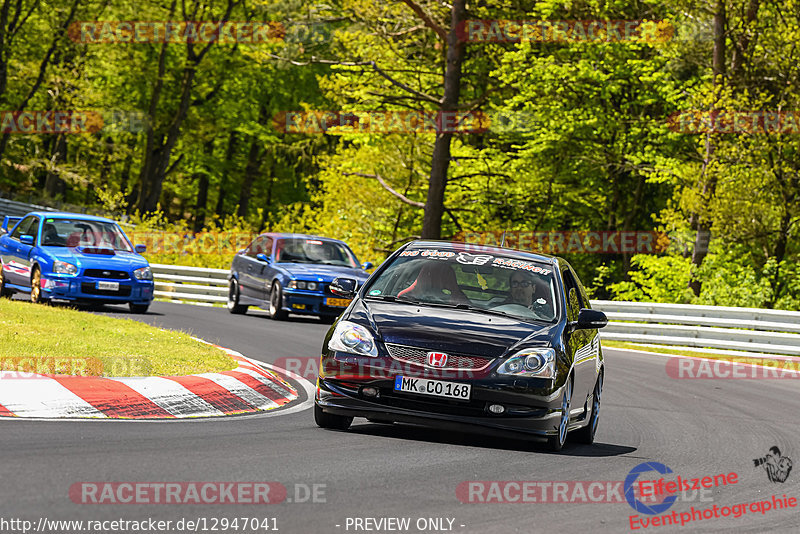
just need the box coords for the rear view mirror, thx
[20,235,34,245]
[256,253,271,263]
[330,277,357,299]
[361,261,374,270]
[573,308,608,330]
[135,244,147,254]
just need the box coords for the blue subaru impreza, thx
[0,212,154,313]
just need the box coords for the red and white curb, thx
[0,345,299,419]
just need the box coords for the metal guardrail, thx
[0,197,58,220]
[150,265,800,355]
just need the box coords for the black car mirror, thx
[135,244,147,253]
[573,308,608,330]
[20,234,34,245]
[361,261,374,270]
[256,253,271,263]
[330,277,357,299]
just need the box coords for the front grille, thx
[81,283,132,297]
[84,269,129,280]
[386,344,494,371]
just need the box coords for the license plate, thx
[325,297,351,308]
[394,376,471,400]
[96,281,119,291]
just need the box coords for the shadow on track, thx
[344,421,636,457]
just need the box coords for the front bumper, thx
[316,371,576,438]
[282,289,351,317]
[41,275,154,304]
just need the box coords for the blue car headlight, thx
[133,266,153,281]
[497,348,556,379]
[53,261,78,275]
[328,321,378,357]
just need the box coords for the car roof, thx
[25,211,116,224]
[263,232,349,245]
[406,239,560,265]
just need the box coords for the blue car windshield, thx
[41,218,133,252]
[275,238,358,268]
[364,248,558,323]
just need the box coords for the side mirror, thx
[330,277,357,299]
[135,244,147,254]
[20,235,35,245]
[573,308,608,330]
[256,253,271,263]
[361,261,374,270]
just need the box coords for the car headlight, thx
[307,282,317,290]
[497,348,556,379]
[133,266,153,281]
[53,261,77,275]
[328,320,378,357]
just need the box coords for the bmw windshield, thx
[363,248,559,323]
[275,238,359,268]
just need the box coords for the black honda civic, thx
[314,240,607,451]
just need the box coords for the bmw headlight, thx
[133,266,153,281]
[497,348,556,379]
[328,321,378,357]
[53,261,78,275]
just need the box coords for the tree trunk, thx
[689,0,726,296]
[421,0,466,239]
[215,132,238,217]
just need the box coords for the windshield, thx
[275,238,359,268]
[41,218,133,252]
[364,248,559,323]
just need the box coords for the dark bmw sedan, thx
[227,233,372,322]
[314,240,608,451]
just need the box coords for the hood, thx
[348,299,556,358]
[43,247,149,271]
[278,262,369,283]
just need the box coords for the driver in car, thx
[504,270,549,315]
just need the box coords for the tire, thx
[547,376,573,452]
[0,263,11,298]
[227,279,248,315]
[575,371,603,445]
[314,404,353,430]
[268,281,288,320]
[30,267,46,304]
[129,303,150,314]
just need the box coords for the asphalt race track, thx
[1,301,798,533]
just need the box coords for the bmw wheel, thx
[575,371,603,445]
[268,281,288,320]
[227,279,248,315]
[548,376,572,452]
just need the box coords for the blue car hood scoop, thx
[76,246,116,256]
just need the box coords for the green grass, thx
[0,299,236,377]
[601,339,789,363]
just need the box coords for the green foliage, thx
[608,254,694,303]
